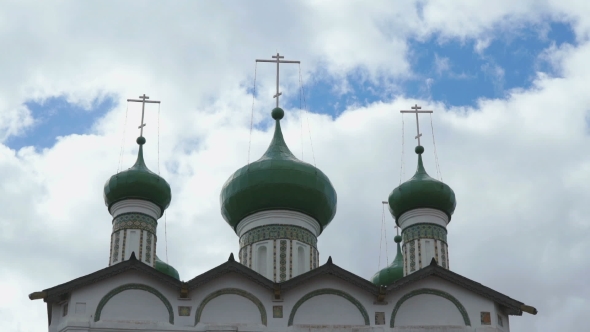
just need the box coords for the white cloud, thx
[1,1,590,331]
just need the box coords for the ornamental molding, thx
[236,210,321,237]
[402,223,448,244]
[94,283,174,324]
[399,208,448,229]
[240,224,317,249]
[194,288,267,326]
[110,199,162,219]
[390,287,470,327]
[288,288,370,326]
[112,213,157,235]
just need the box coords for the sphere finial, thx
[136,136,146,145]
[271,107,284,120]
[394,235,402,243]
[415,145,424,154]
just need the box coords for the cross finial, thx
[394,225,400,236]
[400,104,433,146]
[127,94,161,138]
[256,53,300,108]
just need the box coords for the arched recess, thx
[288,288,370,326]
[194,288,267,326]
[94,283,174,324]
[390,288,471,327]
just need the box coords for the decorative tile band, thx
[195,288,267,326]
[153,234,157,268]
[390,288,470,327]
[122,230,127,260]
[288,288,370,326]
[94,283,174,324]
[108,233,114,266]
[402,223,447,243]
[112,212,157,235]
[240,224,317,249]
[273,239,277,282]
[435,239,439,264]
[279,240,287,282]
[112,231,121,264]
[139,230,144,262]
[418,238,422,269]
[289,240,293,279]
[409,240,416,272]
[145,234,152,264]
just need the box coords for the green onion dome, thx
[103,137,172,214]
[388,146,456,223]
[371,235,404,285]
[220,108,337,233]
[154,255,180,280]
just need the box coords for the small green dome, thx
[154,255,180,280]
[104,138,172,214]
[388,146,455,222]
[372,237,404,285]
[220,108,337,233]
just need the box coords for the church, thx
[29,56,537,332]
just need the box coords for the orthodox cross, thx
[400,104,433,146]
[256,53,300,108]
[127,94,161,137]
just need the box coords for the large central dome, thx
[220,108,337,233]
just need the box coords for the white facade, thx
[108,199,161,267]
[45,262,516,332]
[238,210,321,281]
[398,208,450,275]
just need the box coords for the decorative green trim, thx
[194,288,267,326]
[402,223,447,243]
[279,240,287,281]
[418,237,422,269]
[390,288,470,327]
[139,230,144,262]
[94,283,174,324]
[289,240,293,279]
[240,224,317,249]
[145,233,153,263]
[409,240,416,272]
[288,288,370,326]
[441,243,447,269]
[273,239,277,281]
[113,212,157,234]
[112,231,121,263]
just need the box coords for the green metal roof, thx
[154,255,180,280]
[372,235,404,286]
[388,146,456,223]
[220,108,337,233]
[103,137,172,214]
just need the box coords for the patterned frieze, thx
[402,223,447,243]
[112,212,157,234]
[240,224,317,249]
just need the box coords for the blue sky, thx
[6,21,576,151]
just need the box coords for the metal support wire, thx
[157,102,161,175]
[429,113,442,181]
[164,211,169,264]
[400,113,405,184]
[299,67,304,160]
[117,103,129,173]
[298,64,316,167]
[248,62,258,166]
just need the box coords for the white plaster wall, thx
[48,261,512,332]
[110,199,162,219]
[386,277,499,329]
[199,294,263,324]
[398,209,448,229]
[292,294,366,326]
[395,294,465,326]
[100,289,169,322]
[62,270,180,330]
[236,210,321,237]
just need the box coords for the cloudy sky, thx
[1,0,589,331]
